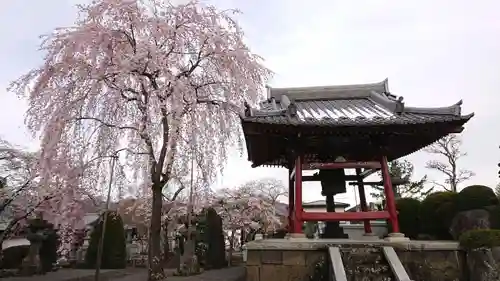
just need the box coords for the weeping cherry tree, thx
[9,0,270,279]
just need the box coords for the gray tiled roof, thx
[241,79,473,126]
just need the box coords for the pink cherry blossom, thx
[9,0,270,278]
[0,138,88,254]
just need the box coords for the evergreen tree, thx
[205,208,226,269]
[85,211,127,269]
[371,159,430,199]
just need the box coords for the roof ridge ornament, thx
[395,96,405,114]
[280,95,298,117]
[368,91,402,113]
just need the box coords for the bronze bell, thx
[318,169,346,196]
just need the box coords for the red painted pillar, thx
[358,187,372,234]
[355,168,372,234]
[380,156,400,233]
[288,167,295,234]
[293,155,303,233]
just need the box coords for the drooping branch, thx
[76,116,139,131]
[0,178,33,215]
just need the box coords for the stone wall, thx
[397,249,466,281]
[245,249,325,281]
[244,239,466,281]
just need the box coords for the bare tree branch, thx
[424,134,474,192]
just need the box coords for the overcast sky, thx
[1,0,499,205]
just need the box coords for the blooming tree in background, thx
[213,184,282,264]
[9,0,270,278]
[243,178,288,205]
[0,139,41,245]
[0,139,87,254]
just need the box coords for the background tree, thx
[244,178,287,205]
[85,211,127,269]
[0,139,87,254]
[0,139,40,230]
[425,134,474,192]
[212,185,281,265]
[371,159,430,199]
[116,177,189,262]
[496,183,500,199]
[9,0,270,279]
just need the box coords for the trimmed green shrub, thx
[394,198,421,239]
[204,208,226,269]
[457,185,499,212]
[85,211,127,269]
[420,191,458,240]
[304,222,318,239]
[459,229,500,249]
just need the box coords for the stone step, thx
[340,247,395,281]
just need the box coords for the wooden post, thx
[293,155,303,233]
[288,167,295,234]
[355,168,372,234]
[380,156,400,233]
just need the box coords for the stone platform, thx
[245,238,465,281]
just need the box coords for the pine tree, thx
[85,211,127,269]
[371,159,431,199]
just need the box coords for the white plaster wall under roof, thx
[302,199,349,213]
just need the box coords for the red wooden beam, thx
[302,175,358,181]
[301,211,390,221]
[303,161,381,170]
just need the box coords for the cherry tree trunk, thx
[148,185,164,281]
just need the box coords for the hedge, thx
[456,185,498,212]
[459,229,500,249]
[395,198,421,239]
[420,191,458,240]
